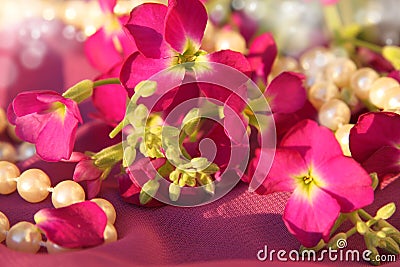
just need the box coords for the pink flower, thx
[34,201,107,248]
[84,0,136,72]
[255,120,374,247]
[349,112,400,186]
[73,153,104,199]
[7,90,82,161]
[120,0,251,103]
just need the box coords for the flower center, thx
[302,174,313,185]
[49,102,66,119]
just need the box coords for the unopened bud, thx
[376,203,396,220]
[169,183,181,202]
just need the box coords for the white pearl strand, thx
[0,161,118,253]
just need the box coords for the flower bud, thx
[376,202,396,220]
[356,221,368,235]
[169,183,181,202]
[378,237,400,255]
[140,180,160,204]
[135,81,157,97]
[62,80,94,103]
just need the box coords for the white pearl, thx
[300,46,335,72]
[271,56,299,78]
[350,67,379,100]
[369,77,399,108]
[6,221,42,253]
[52,180,85,208]
[0,161,20,195]
[17,169,51,203]
[201,21,216,53]
[215,29,247,54]
[335,124,354,157]
[18,143,36,161]
[103,223,118,244]
[46,241,76,253]
[0,142,17,162]
[382,86,400,110]
[308,81,339,109]
[318,99,351,131]
[0,211,10,243]
[0,108,6,134]
[324,57,357,88]
[91,198,116,224]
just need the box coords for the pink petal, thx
[125,3,170,58]
[120,52,174,96]
[247,33,277,82]
[87,179,103,199]
[84,28,125,73]
[265,72,306,114]
[231,12,258,42]
[164,0,207,53]
[34,201,107,248]
[14,112,52,143]
[99,0,116,13]
[388,70,400,83]
[350,112,400,163]
[11,90,58,117]
[73,159,102,182]
[35,111,79,161]
[280,120,343,167]
[93,63,127,125]
[255,149,306,195]
[362,146,400,182]
[315,155,374,213]
[283,187,340,248]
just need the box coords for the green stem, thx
[350,38,383,53]
[109,119,125,139]
[94,143,123,169]
[359,209,399,233]
[93,78,121,88]
[323,4,343,36]
[330,213,347,235]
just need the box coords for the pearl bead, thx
[0,108,6,134]
[318,99,351,131]
[91,198,116,224]
[214,29,246,54]
[300,46,335,72]
[17,169,51,203]
[103,223,118,244]
[324,57,357,88]
[0,211,10,243]
[308,82,339,109]
[0,161,20,195]
[350,67,379,100]
[52,180,85,208]
[369,77,400,108]
[18,143,36,161]
[46,241,76,253]
[0,142,17,162]
[382,86,400,110]
[6,222,42,253]
[335,124,354,157]
[271,56,299,78]
[201,21,216,53]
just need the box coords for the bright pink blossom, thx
[72,153,104,199]
[349,112,400,186]
[7,90,82,161]
[255,120,374,247]
[34,201,107,248]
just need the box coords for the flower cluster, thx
[2,0,399,259]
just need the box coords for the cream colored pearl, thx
[17,169,51,203]
[103,223,118,244]
[6,222,42,253]
[18,142,36,161]
[52,180,85,208]
[324,57,357,88]
[319,99,351,131]
[91,198,116,224]
[46,241,76,253]
[0,108,6,134]
[0,142,17,162]
[215,29,246,54]
[0,161,20,195]
[0,211,10,243]
[300,46,335,72]
[335,124,354,157]
[350,67,379,100]
[369,77,400,108]
[271,56,299,77]
[308,82,340,109]
[382,86,400,110]
[201,21,216,53]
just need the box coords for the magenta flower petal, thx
[256,149,306,195]
[93,63,127,125]
[265,72,306,114]
[73,159,103,182]
[165,0,207,53]
[362,146,400,183]
[281,120,343,166]
[34,201,107,248]
[388,70,400,83]
[125,3,170,59]
[283,187,340,248]
[120,52,174,96]
[316,155,374,212]
[247,33,277,82]
[99,0,116,13]
[350,112,400,163]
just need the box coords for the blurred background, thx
[1,0,399,109]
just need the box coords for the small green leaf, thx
[383,46,400,70]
